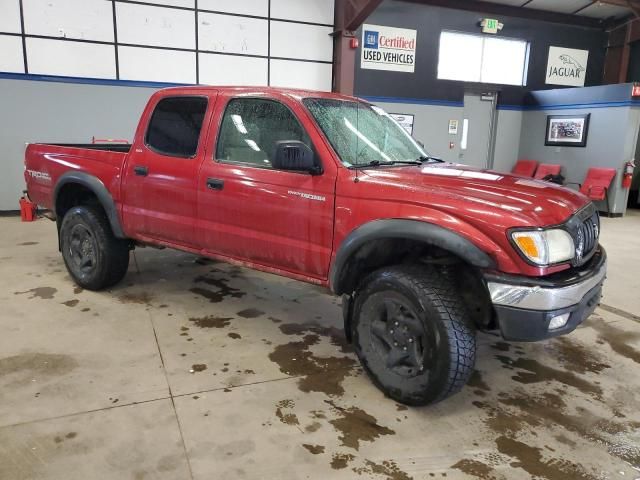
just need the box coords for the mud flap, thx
[342,294,354,343]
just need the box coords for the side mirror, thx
[415,139,425,149]
[272,141,321,174]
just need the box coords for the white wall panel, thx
[26,38,116,79]
[4,0,335,87]
[23,0,114,42]
[198,12,267,56]
[270,21,332,62]
[119,46,195,84]
[199,53,267,86]
[270,59,331,91]
[198,0,268,17]
[133,0,194,8]
[0,0,22,33]
[0,35,24,73]
[271,0,334,24]
[116,2,195,49]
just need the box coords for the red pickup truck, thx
[24,86,606,405]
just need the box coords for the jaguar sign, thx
[545,46,589,87]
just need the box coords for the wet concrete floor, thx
[1,212,639,479]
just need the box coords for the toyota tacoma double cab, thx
[24,86,606,405]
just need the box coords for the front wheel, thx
[352,265,476,406]
[60,205,130,291]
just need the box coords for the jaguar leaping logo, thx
[559,54,585,74]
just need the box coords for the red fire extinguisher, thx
[622,160,635,189]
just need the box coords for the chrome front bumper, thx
[483,247,607,341]
[487,256,607,311]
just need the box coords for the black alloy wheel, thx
[60,205,130,290]
[352,265,476,406]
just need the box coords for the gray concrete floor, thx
[1,212,639,480]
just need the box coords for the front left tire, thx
[351,265,477,406]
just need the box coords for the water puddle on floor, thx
[268,330,356,396]
[456,332,640,479]
[14,286,57,300]
[189,315,233,329]
[189,274,246,303]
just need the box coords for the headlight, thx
[511,229,574,266]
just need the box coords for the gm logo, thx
[364,30,379,49]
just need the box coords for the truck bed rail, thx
[45,143,132,153]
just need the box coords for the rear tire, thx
[60,205,130,291]
[352,265,476,406]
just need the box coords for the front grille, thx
[570,205,600,266]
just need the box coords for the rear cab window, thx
[145,96,208,158]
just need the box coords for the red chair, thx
[578,167,616,215]
[534,164,562,180]
[512,159,538,177]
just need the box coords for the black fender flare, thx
[329,219,495,295]
[53,171,126,238]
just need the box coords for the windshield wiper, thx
[352,159,422,169]
[417,155,444,163]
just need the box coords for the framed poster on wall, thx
[545,114,590,147]
[389,113,414,135]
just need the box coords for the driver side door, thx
[198,95,337,280]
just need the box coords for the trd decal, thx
[27,170,52,182]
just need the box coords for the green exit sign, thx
[481,18,503,34]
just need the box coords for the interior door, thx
[459,92,496,169]
[197,95,336,279]
[122,94,213,247]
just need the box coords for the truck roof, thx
[157,85,360,102]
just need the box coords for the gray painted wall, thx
[624,108,640,208]
[493,110,523,173]
[371,101,463,163]
[371,101,523,170]
[0,79,158,210]
[518,106,637,215]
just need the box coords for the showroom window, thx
[216,98,310,168]
[145,96,208,158]
[437,31,529,86]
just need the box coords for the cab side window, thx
[216,98,310,169]
[145,96,208,158]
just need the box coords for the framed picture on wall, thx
[389,113,415,135]
[545,114,590,147]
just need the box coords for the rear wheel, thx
[352,265,476,406]
[60,205,130,290]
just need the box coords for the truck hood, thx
[358,162,589,227]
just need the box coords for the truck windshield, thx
[303,98,429,167]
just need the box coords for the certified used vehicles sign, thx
[361,24,417,73]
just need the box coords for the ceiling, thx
[486,0,634,21]
[402,0,638,29]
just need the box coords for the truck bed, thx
[25,143,129,211]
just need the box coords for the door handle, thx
[206,178,224,190]
[134,166,149,176]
